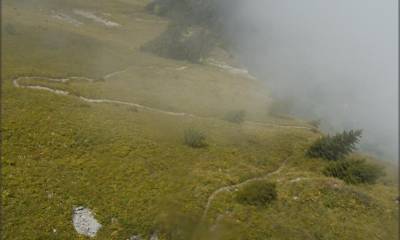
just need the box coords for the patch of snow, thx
[72,207,102,238]
[51,11,83,27]
[74,10,120,27]
[175,66,188,71]
[207,58,256,80]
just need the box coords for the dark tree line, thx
[142,0,237,62]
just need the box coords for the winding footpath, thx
[200,159,288,223]
[13,75,188,117]
[12,71,315,131]
[12,71,318,232]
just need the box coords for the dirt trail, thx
[200,159,288,222]
[12,72,314,130]
[12,72,316,233]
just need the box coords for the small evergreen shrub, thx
[323,158,385,184]
[184,128,207,148]
[307,129,362,161]
[236,181,277,206]
[224,110,246,124]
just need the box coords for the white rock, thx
[150,232,159,240]
[72,207,102,238]
[128,235,142,240]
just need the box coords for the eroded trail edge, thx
[12,74,314,130]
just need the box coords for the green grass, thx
[2,0,398,239]
[236,181,277,206]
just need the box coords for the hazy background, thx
[220,0,398,161]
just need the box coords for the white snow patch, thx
[175,66,188,71]
[207,58,256,79]
[74,10,120,27]
[51,11,83,27]
[72,207,102,238]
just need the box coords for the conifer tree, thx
[307,129,362,160]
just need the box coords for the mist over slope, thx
[219,0,398,161]
[2,0,399,239]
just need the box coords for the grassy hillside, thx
[2,0,398,239]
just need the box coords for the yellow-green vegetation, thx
[324,157,385,184]
[183,128,208,148]
[2,0,398,240]
[236,181,277,206]
[223,110,246,124]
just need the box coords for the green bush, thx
[236,181,277,206]
[307,130,362,161]
[184,128,207,148]
[224,110,246,124]
[323,158,385,184]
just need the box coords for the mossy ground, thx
[2,0,398,239]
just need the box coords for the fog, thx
[219,0,398,161]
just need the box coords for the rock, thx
[128,235,142,240]
[72,207,102,238]
[150,232,159,240]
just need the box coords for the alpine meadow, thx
[1,1,398,239]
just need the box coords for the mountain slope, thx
[2,0,398,239]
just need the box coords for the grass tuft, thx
[183,128,207,148]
